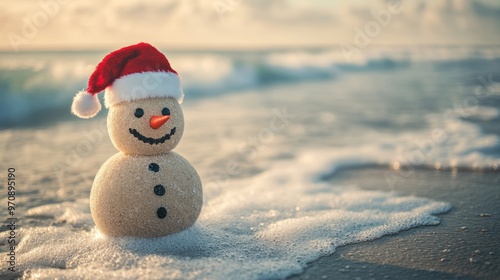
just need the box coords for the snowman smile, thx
[128,127,176,145]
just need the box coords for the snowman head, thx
[107,97,184,155]
[70,43,186,154]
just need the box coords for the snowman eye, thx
[161,107,170,116]
[134,108,144,118]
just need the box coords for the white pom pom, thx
[71,90,102,119]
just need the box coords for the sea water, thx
[0,46,499,279]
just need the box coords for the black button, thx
[148,163,159,172]
[157,207,167,219]
[162,107,170,116]
[154,185,166,196]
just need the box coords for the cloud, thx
[472,0,500,18]
[0,0,499,50]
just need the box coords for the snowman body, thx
[90,151,202,237]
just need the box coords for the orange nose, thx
[150,115,170,129]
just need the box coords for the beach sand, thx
[291,168,499,280]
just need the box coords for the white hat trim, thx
[104,71,184,108]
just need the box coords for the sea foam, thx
[4,148,451,280]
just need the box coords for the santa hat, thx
[71,42,183,119]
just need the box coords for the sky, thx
[1,0,500,51]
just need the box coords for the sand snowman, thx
[71,43,202,238]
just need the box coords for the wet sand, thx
[290,168,500,280]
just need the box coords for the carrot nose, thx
[150,115,170,129]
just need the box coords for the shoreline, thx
[291,168,499,280]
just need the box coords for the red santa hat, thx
[71,42,183,119]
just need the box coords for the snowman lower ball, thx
[71,43,202,238]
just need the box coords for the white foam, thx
[5,147,452,280]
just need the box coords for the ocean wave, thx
[1,46,499,128]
